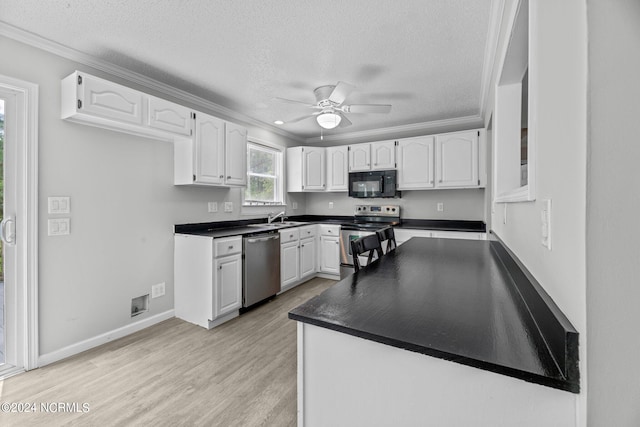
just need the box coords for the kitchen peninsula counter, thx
[289,237,579,425]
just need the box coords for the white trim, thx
[305,115,484,144]
[0,74,39,372]
[297,322,305,427]
[0,21,305,144]
[479,0,506,118]
[38,310,175,367]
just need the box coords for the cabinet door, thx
[215,254,242,317]
[435,131,479,188]
[194,113,225,184]
[397,136,435,189]
[371,140,396,170]
[224,122,248,186]
[147,96,192,136]
[326,146,349,192]
[320,236,340,274]
[349,143,371,171]
[303,147,325,190]
[78,73,144,125]
[281,240,300,288]
[300,237,316,278]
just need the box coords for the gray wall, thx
[586,1,640,425]
[0,35,299,356]
[304,189,485,220]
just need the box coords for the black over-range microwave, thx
[348,170,399,198]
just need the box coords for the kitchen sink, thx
[247,221,306,229]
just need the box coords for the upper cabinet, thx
[348,141,396,172]
[147,95,192,136]
[398,130,483,190]
[61,71,247,187]
[326,146,349,192]
[435,131,480,188]
[287,146,326,192]
[175,112,247,186]
[397,136,435,190]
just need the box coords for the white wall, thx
[0,35,300,357]
[586,1,640,425]
[304,189,485,220]
[486,0,588,424]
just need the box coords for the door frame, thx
[0,74,39,376]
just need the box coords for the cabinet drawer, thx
[280,228,300,244]
[319,225,340,237]
[298,225,317,239]
[214,236,242,257]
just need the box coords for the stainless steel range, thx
[339,204,401,278]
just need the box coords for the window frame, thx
[242,138,285,209]
[493,0,536,203]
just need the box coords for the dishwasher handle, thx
[245,234,280,244]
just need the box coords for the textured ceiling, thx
[0,0,495,142]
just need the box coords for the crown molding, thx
[304,115,485,144]
[479,0,506,119]
[0,21,305,143]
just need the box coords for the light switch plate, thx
[224,202,233,212]
[541,199,551,250]
[48,218,70,236]
[208,202,218,213]
[437,202,444,212]
[48,196,70,214]
[292,202,298,210]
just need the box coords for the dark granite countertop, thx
[175,216,486,238]
[288,237,579,393]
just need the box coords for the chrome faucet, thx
[268,211,286,224]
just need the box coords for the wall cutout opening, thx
[131,295,149,317]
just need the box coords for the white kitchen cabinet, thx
[318,225,341,275]
[435,130,480,188]
[397,136,435,190]
[348,141,396,172]
[280,226,318,291]
[174,112,247,186]
[147,95,192,136]
[371,140,396,170]
[395,228,486,246]
[287,146,326,192]
[326,146,349,192]
[348,143,371,171]
[174,234,242,329]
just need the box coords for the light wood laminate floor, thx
[0,277,336,426]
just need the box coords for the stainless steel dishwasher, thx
[243,232,281,308]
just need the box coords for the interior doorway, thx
[0,75,38,378]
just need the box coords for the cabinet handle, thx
[219,175,224,178]
[228,245,234,249]
[227,176,231,179]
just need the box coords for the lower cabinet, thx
[319,225,341,275]
[280,226,318,292]
[395,229,486,246]
[174,234,242,329]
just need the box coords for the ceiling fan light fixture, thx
[316,112,341,129]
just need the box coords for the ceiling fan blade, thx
[328,82,355,105]
[343,104,392,114]
[275,97,318,108]
[338,113,352,128]
[285,114,317,124]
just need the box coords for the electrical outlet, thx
[151,282,165,298]
[208,202,218,213]
[48,218,70,236]
[329,202,334,209]
[292,202,298,210]
[48,196,70,214]
[541,199,552,250]
[224,202,233,212]
[437,202,444,212]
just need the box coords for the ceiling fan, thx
[276,82,392,130]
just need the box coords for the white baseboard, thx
[38,310,175,367]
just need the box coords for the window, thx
[494,0,535,203]
[244,141,284,206]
